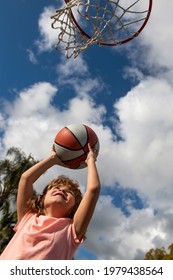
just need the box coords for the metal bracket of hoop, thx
[51,0,153,59]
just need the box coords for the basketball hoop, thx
[51,0,153,58]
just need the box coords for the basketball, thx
[54,124,100,169]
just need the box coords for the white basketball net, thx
[51,0,152,58]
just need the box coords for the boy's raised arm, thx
[73,145,101,240]
[17,149,66,222]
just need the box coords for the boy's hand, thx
[85,143,98,165]
[51,144,68,167]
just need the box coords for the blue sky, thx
[1,0,173,260]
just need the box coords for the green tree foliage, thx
[145,244,173,260]
[0,147,37,253]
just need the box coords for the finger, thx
[88,143,92,150]
[52,144,56,151]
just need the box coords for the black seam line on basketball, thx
[65,126,87,152]
[63,153,86,162]
[54,139,97,152]
[54,141,84,151]
[84,125,97,150]
[83,125,89,152]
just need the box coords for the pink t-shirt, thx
[0,212,83,260]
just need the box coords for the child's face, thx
[44,185,75,218]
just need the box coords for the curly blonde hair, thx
[27,175,83,218]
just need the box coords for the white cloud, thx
[1,83,57,158]
[35,6,58,52]
[7,82,57,117]
[140,0,173,69]
[26,49,38,64]
[0,112,5,131]
[81,196,171,260]
[96,76,173,204]
[55,55,106,103]
[56,56,89,79]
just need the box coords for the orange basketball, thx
[54,124,99,169]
